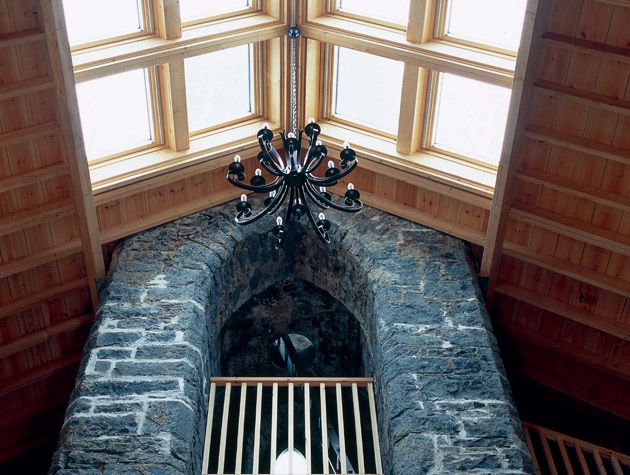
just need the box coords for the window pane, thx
[432,73,511,165]
[333,47,404,134]
[180,0,249,22]
[62,0,144,46]
[337,0,410,25]
[446,0,527,51]
[185,45,254,133]
[76,69,155,160]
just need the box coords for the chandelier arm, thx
[258,138,285,172]
[303,182,330,210]
[285,187,296,224]
[306,159,358,186]
[298,187,330,244]
[305,182,363,213]
[226,174,284,193]
[234,184,288,225]
[305,150,327,173]
[266,183,289,216]
[257,155,286,177]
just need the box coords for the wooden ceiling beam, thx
[0,278,88,320]
[516,168,630,215]
[503,241,630,298]
[0,198,75,237]
[0,313,93,359]
[0,239,82,280]
[0,28,46,48]
[510,203,630,257]
[494,282,630,340]
[497,318,630,380]
[0,353,83,398]
[524,125,630,167]
[0,76,54,101]
[534,79,630,117]
[543,32,630,64]
[0,121,59,147]
[0,162,69,193]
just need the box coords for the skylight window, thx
[336,0,410,26]
[444,0,527,52]
[185,44,255,134]
[332,46,404,135]
[431,73,511,166]
[62,0,147,47]
[179,0,250,23]
[75,68,157,162]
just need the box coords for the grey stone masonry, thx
[51,200,532,474]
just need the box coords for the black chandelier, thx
[226,21,362,247]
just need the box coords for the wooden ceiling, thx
[0,0,628,470]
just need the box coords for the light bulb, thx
[318,213,325,221]
[287,132,295,139]
[269,190,276,197]
[347,183,354,190]
[319,186,326,193]
[240,194,247,202]
[309,117,315,123]
[276,216,283,226]
[234,155,241,162]
[255,168,262,176]
[343,141,350,149]
[316,140,322,146]
[328,160,334,168]
[263,122,269,129]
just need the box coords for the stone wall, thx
[51,201,532,474]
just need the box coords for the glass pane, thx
[76,69,155,161]
[432,73,511,166]
[337,0,410,25]
[180,0,250,22]
[333,47,404,134]
[185,44,253,133]
[62,0,144,46]
[446,0,527,51]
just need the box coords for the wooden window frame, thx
[67,0,156,52]
[180,0,260,27]
[325,0,409,31]
[60,0,287,193]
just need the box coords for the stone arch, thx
[52,202,531,474]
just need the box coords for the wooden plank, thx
[543,32,630,64]
[593,449,608,475]
[288,382,294,474]
[0,121,58,146]
[516,169,630,214]
[0,76,53,101]
[253,382,262,475]
[270,382,278,474]
[217,383,231,475]
[610,456,624,475]
[40,0,107,307]
[494,281,630,339]
[367,383,383,475]
[235,382,247,474]
[522,426,542,474]
[201,382,216,475]
[0,197,75,237]
[534,79,630,117]
[0,238,82,280]
[0,28,46,48]
[305,382,311,473]
[557,438,575,475]
[576,446,592,475]
[321,383,329,475]
[0,162,69,193]
[336,383,348,474]
[510,203,630,256]
[212,377,374,386]
[0,313,92,359]
[159,59,190,152]
[154,0,182,40]
[504,241,629,298]
[524,125,630,166]
[0,352,82,397]
[407,0,434,43]
[540,433,559,475]
[352,383,365,474]
[0,277,87,320]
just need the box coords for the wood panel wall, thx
[486,0,630,419]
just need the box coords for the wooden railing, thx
[523,421,630,475]
[202,377,383,475]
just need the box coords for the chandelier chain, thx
[290,36,298,136]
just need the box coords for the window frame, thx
[66,0,155,52]
[179,0,259,27]
[327,0,409,31]
[77,65,164,166]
